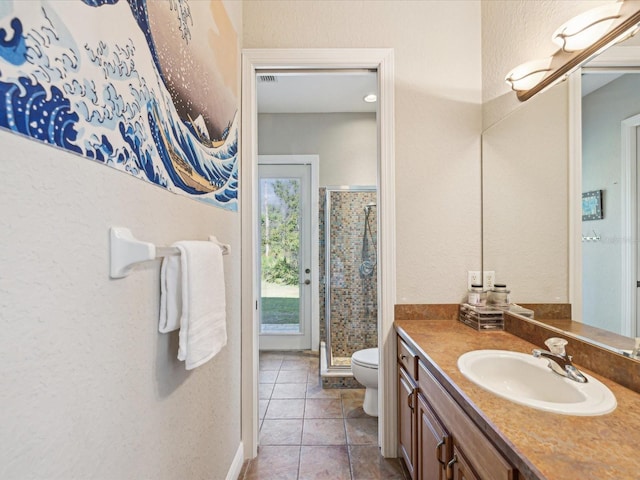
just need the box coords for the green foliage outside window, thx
[261,180,300,286]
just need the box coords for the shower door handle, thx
[301,279,311,285]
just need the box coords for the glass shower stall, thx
[320,186,378,378]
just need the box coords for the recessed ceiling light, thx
[363,94,377,103]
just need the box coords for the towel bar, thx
[155,246,181,257]
[110,227,230,279]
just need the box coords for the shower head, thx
[364,203,377,212]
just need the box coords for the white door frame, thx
[568,72,583,322]
[621,114,640,336]
[241,48,396,459]
[258,155,320,351]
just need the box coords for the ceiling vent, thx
[258,75,278,83]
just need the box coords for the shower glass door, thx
[324,186,378,369]
[258,162,312,350]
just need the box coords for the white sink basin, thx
[457,350,616,416]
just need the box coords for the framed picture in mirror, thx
[582,190,603,221]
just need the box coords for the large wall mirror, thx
[482,33,640,354]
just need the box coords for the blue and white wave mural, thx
[0,0,239,210]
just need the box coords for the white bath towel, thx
[159,253,182,333]
[175,241,227,370]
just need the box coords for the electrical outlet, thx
[468,270,496,289]
[484,271,495,290]
[467,271,481,289]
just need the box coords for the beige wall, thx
[258,112,377,186]
[480,0,616,303]
[482,0,613,128]
[0,3,242,479]
[245,0,483,303]
[482,85,569,302]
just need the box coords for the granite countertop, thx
[395,319,640,480]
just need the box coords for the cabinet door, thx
[417,393,450,480]
[449,446,480,480]
[418,361,516,480]
[398,367,417,480]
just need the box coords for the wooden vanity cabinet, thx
[396,333,517,480]
[417,360,516,480]
[398,366,417,479]
[450,446,480,480]
[397,338,418,480]
[417,392,450,480]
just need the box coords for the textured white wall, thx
[482,85,569,302]
[482,0,613,129]
[0,2,242,478]
[582,74,640,333]
[480,0,616,303]
[258,112,377,186]
[245,0,483,303]
[0,132,241,479]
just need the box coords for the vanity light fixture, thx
[506,0,640,102]
[552,3,623,53]
[505,57,553,92]
[363,93,377,103]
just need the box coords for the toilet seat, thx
[352,348,378,368]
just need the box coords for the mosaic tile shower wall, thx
[320,188,378,367]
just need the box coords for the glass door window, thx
[258,163,311,350]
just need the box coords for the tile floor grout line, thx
[341,390,355,480]
[295,444,302,480]
[295,361,302,480]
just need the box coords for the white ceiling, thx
[256,71,378,114]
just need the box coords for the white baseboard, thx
[226,442,244,480]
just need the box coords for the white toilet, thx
[351,347,379,417]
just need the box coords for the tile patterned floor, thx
[240,351,408,480]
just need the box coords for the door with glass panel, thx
[258,161,312,350]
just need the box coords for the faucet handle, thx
[544,337,568,356]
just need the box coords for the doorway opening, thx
[241,49,396,460]
[580,69,640,337]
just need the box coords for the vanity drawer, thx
[418,360,515,480]
[397,338,418,379]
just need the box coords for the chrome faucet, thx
[532,337,588,383]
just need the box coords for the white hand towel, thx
[159,253,182,333]
[175,241,227,370]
